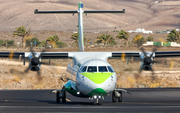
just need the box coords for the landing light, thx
[94,95,97,99]
[77,92,80,94]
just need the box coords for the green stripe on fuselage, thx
[81,72,113,84]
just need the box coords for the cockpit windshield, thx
[108,66,114,73]
[87,66,97,72]
[81,66,87,72]
[98,66,108,72]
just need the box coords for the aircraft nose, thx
[81,72,113,84]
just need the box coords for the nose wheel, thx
[56,90,66,103]
[92,95,103,105]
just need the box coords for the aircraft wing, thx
[110,52,140,58]
[1,51,180,59]
[0,52,72,59]
[110,51,180,58]
[154,51,180,58]
[0,52,25,59]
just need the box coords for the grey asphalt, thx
[0,88,180,112]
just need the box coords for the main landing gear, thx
[112,91,122,103]
[92,95,104,105]
[56,90,66,103]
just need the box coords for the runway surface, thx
[0,88,180,112]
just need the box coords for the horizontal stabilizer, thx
[84,9,125,13]
[34,9,78,14]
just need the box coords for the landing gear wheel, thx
[112,91,116,102]
[93,98,98,105]
[118,91,122,102]
[62,90,66,103]
[56,91,60,103]
[97,98,102,105]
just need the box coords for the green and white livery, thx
[34,2,126,104]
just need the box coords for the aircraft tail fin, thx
[35,2,125,52]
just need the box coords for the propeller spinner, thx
[24,47,48,76]
[139,47,161,75]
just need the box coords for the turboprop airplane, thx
[1,2,180,105]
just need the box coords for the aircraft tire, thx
[56,91,60,103]
[62,91,66,103]
[93,99,98,105]
[98,99,102,105]
[112,91,116,102]
[118,91,122,102]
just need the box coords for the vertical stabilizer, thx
[34,2,125,52]
[78,2,84,52]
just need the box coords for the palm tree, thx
[166,29,180,43]
[46,35,60,48]
[13,26,31,48]
[133,35,145,47]
[70,33,78,46]
[116,30,129,46]
[95,34,116,46]
[146,36,154,41]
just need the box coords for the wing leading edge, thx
[1,51,180,60]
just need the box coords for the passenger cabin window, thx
[108,66,114,73]
[87,66,97,72]
[99,66,108,72]
[81,66,87,72]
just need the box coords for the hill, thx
[0,0,180,32]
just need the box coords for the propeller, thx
[138,46,161,75]
[24,47,48,76]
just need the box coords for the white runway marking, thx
[0,106,180,109]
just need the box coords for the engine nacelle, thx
[140,52,154,71]
[29,62,41,71]
[28,52,42,71]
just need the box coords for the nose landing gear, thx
[92,95,103,105]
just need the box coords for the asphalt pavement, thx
[0,88,180,112]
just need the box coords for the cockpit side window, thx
[87,66,97,72]
[99,66,108,72]
[108,66,114,73]
[81,66,87,72]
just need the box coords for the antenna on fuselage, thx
[34,2,125,52]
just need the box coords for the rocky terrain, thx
[0,0,180,32]
[0,47,180,89]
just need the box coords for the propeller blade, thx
[139,65,144,73]
[37,70,40,76]
[148,65,154,75]
[133,58,143,62]
[140,47,147,57]
[24,67,30,73]
[121,53,125,61]
[30,47,36,58]
[39,62,49,65]
[151,60,162,64]
[38,49,46,59]
[150,48,157,58]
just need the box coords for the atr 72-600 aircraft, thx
[1,2,180,105]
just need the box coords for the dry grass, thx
[1,46,180,89]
